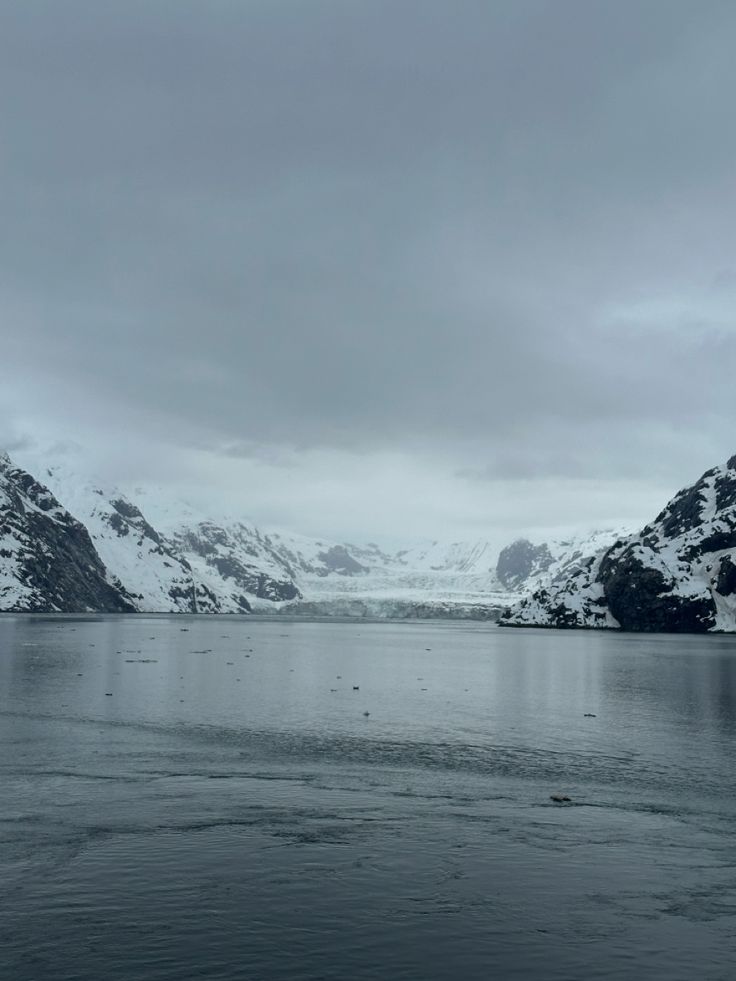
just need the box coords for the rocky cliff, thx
[500,455,736,632]
[0,455,135,613]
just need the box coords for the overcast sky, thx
[2,0,736,546]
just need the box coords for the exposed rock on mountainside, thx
[315,545,368,576]
[163,523,506,617]
[496,539,553,589]
[494,530,626,596]
[500,455,736,632]
[171,521,301,611]
[0,454,135,612]
[120,487,512,616]
[1,453,512,616]
[38,465,211,613]
[268,537,506,617]
[0,450,634,620]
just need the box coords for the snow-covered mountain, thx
[30,462,303,614]
[119,481,512,617]
[0,454,134,613]
[35,463,209,612]
[139,491,510,617]
[278,536,508,619]
[166,521,301,611]
[0,449,639,620]
[496,529,626,593]
[3,452,512,616]
[500,455,736,633]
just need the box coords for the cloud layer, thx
[3,1,736,542]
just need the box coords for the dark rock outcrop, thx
[0,455,135,613]
[315,545,368,576]
[496,539,553,589]
[174,522,301,608]
[715,556,736,597]
[599,550,714,632]
[500,455,736,633]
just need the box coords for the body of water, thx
[1,615,736,980]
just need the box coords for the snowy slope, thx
[167,521,301,612]
[25,461,301,614]
[127,479,511,616]
[497,529,628,592]
[0,454,134,612]
[0,450,638,620]
[501,455,736,632]
[264,533,509,613]
[285,537,508,616]
[166,521,508,617]
[33,462,209,613]
[497,549,621,630]
[128,484,511,616]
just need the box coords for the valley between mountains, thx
[3,450,736,632]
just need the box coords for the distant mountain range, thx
[0,451,620,618]
[6,448,736,631]
[500,455,736,633]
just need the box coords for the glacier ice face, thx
[4,452,513,616]
[7,447,694,626]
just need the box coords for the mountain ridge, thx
[0,449,634,619]
[500,455,736,633]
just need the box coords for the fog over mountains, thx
[5,449,736,632]
[0,451,620,619]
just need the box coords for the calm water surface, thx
[1,615,736,980]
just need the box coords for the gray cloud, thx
[2,1,736,538]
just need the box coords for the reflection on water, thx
[1,615,736,981]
